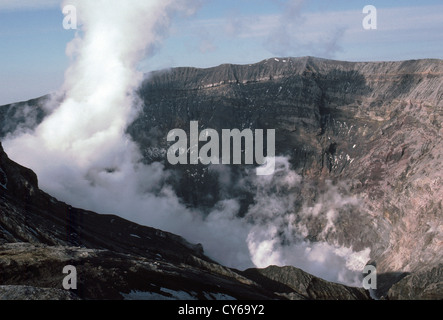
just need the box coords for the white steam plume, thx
[3,0,192,207]
[6,0,185,168]
[243,158,370,286]
[3,0,369,287]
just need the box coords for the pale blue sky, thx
[0,0,442,105]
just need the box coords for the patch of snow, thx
[26,227,39,237]
[203,292,237,300]
[121,291,171,300]
[122,288,198,300]
[0,167,7,189]
[130,234,141,239]
[162,288,198,300]
[0,225,14,239]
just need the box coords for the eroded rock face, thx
[0,57,442,299]
[133,57,443,298]
[387,264,443,300]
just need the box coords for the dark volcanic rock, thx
[0,243,265,300]
[0,285,80,300]
[387,264,443,300]
[0,141,39,204]
[242,265,370,300]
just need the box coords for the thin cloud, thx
[174,3,443,60]
[0,0,61,11]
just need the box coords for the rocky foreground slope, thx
[0,141,370,300]
[1,57,442,299]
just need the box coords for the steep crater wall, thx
[1,57,442,297]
